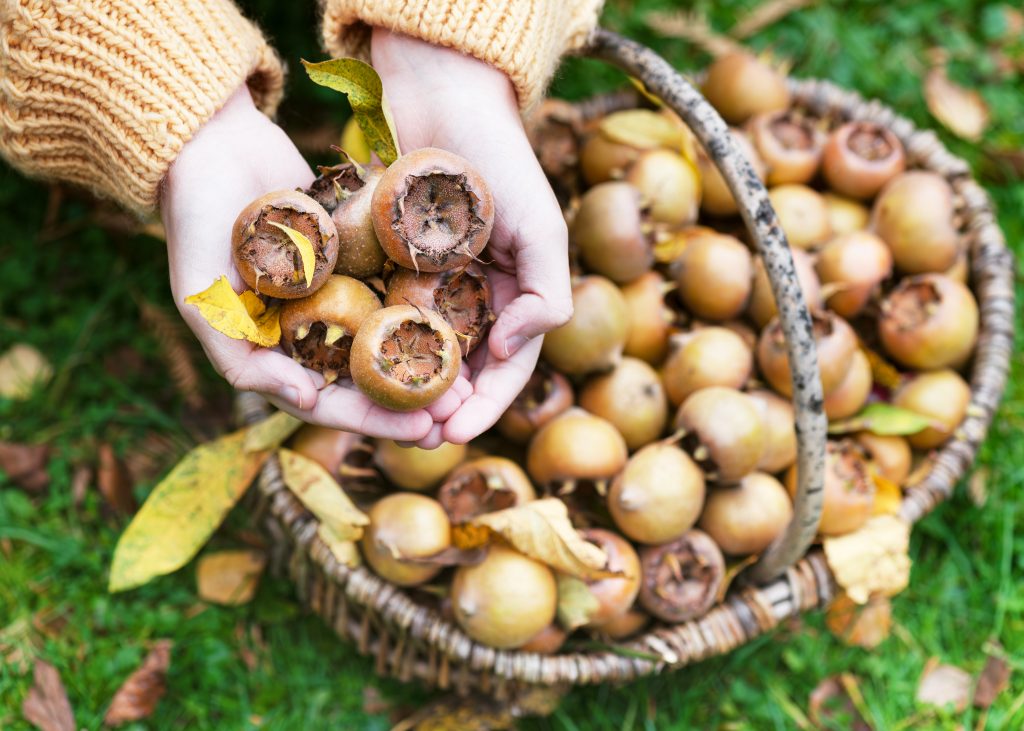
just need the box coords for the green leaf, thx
[302,58,400,165]
[556,574,600,631]
[267,222,316,288]
[109,428,271,592]
[828,402,938,436]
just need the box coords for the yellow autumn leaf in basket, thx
[870,468,903,517]
[452,498,616,581]
[278,448,369,542]
[823,515,911,604]
[302,58,400,166]
[267,221,316,288]
[318,525,362,568]
[184,276,281,347]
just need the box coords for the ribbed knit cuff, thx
[320,0,603,112]
[0,0,285,215]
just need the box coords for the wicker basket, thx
[237,30,1015,698]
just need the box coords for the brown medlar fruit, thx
[384,263,494,355]
[878,274,979,370]
[893,369,971,450]
[349,304,462,411]
[372,439,466,491]
[279,275,381,383]
[571,182,654,283]
[673,233,752,321]
[697,129,766,217]
[661,327,753,407]
[638,530,726,623]
[673,387,765,482]
[785,440,875,536]
[519,623,569,654]
[437,456,536,523]
[608,443,706,545]
[496,365,574,443]
[451,545,557,649]
[526,408,628,492]
[701,52,791,124]
[815,231,893,318]
[371,147,494,272]
[855,432,912,485]
[624,149,701,226]
[232,190,339,298]
[591,607,650,640]
[361,492,451,586]
[757,312,859,398]
[747,248,823,328]
[823,193,871,236]
[288,425,359,476]
[699,472,793,556]
[871,171,959,274]
[541,276,630,376]
[578,357,668,451]
[823,349,872,421]
[620,271,675,365]
[768,184,833,250]
[747,389,798,474]
[822,121,906,200]
[306,160,389,279]
[578,528,642,626]
[748,110,825,186]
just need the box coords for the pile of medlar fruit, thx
[274,51,979,653]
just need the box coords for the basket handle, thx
[584,29,828,583]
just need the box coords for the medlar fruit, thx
[757,312,858,398]
[871,171,959,274]
[672,233,752,321]
[673,386,765,482]
[821,121,906,200]
[823,348,873,421]
[638,530,726,623]
[785,439,875,536]
[620,271,675,365]
[437,456,536,523]
[361,493,451,586]
[571,182,654,283]
[768,184,832,250]
[748,110,825,186]
[815,231,893,318]
[702,52,790,124]
[578,528,642,626]
[699,472,793,556]
[747,248,823,328]
[748,389,798,474]
[372,439,466,491]
[497,365,574,443]
[541,276,630,376]
[526,408,628,492]
[578,357,668,451]
[661,327,753,407]
[893,369,971,450]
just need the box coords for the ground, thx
[1,0,1022,729]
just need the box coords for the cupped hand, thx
[161,85,440,441]
[372,29,573,446]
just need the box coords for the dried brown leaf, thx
[103,640,172,726]
[22,659,75,731]
[138,300,203,410]
[196,550,267,606]
[0,344,53,400]
[916,658,972,712]
[808,674,872,731]
[730,0,817,39]
[825,593,892,649]
[924,64,990,141]
[97,444,137,515]
[0,441,50,493]
[973,645,1010,709]
[823,515,911,604]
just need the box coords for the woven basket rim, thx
[240,73,1015,689]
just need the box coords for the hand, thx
[161,86,452,440]
[372,29,573,446]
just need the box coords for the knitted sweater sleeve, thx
[320,0,604,112]
[0,1,284,214]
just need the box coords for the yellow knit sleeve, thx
[0,0,285,215]
[320,0,604,112]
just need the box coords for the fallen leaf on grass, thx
[184,276,281,347]
[103,640,172,726]
[0,344,52,400]
[823,515,911,604]
[279,448,369,541]
[0,441,50,493]
[808,674,871,731]
[1,617,36,673]
[109,422,279,592]
[97,443,137,515]
[556,575,601,631]
[916,658,972,712]
[196,550,267,606]
[825,593,892,649]
[22,659,75,731]
[924,64,990,142]
[973,644,1011,709]
[452,498,613,581]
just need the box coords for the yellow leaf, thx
[451,523,492,551]
[825,592,892,649]
[266,221,316,288]
[278,448,369,541]
[870,468,903,516]
[716,554,758,603]
[302,58,400,166]
[184,276,280,347]
[859,342,902,391]
[823,515,911,604]
[317,525,361,567]
[599,109,685,151]
[340,117,372,164]
[109,427,270,592]
[243,411,303,453]
[465,498,614,581]
[556,574,600,631]
[924,64,990,142]
[196,549,266,606]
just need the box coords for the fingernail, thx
[281,386,303,410]
[504,335,529,358]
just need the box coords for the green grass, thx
[2,0,1023,728]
